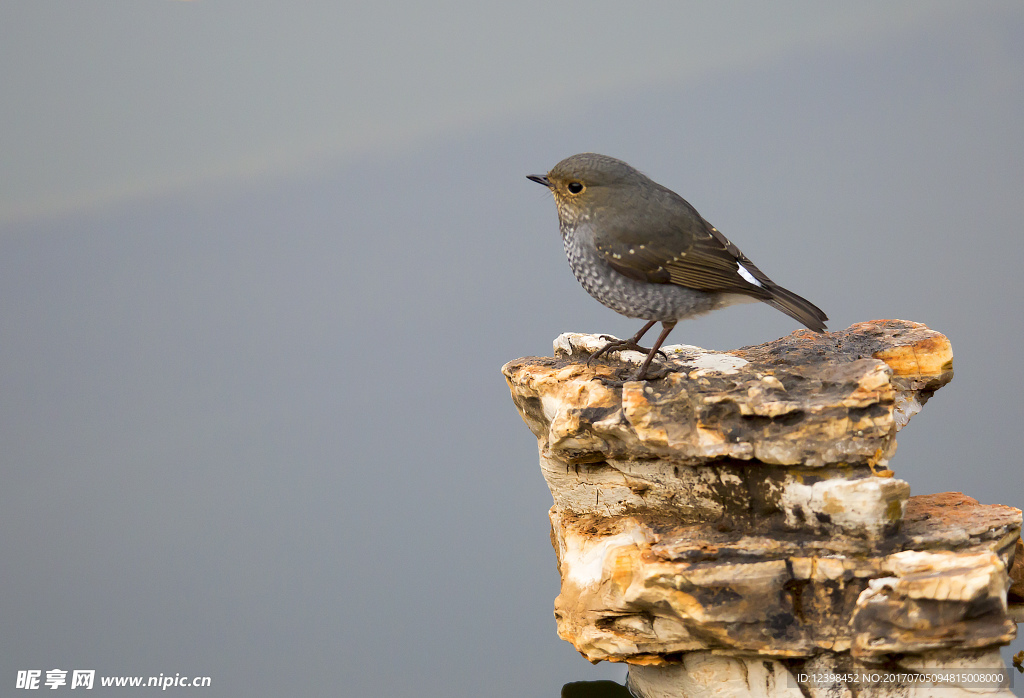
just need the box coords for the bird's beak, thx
[527,174,552,188]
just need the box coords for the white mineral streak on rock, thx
[885,550,1009,603]
[553,332,644,364]
[865,576,901,593]
[893,391,923,431]
[552,332,601,358]
[779,477,909,538]
[561,523,651,589]
[553,332,749,374]
[680,350,748,374]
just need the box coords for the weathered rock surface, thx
[549,493,1018,663]
[504,320,953,539]
[507,320,952,468]
[503,321,1021,696]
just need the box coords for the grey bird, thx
[528,153,828,381]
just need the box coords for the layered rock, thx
[503,320,1021,697]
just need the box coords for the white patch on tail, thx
[737,264,762,287]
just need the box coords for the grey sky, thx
[0,1,992,222]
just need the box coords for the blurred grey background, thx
[2,2,1022,696]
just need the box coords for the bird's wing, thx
[592,190,773,296]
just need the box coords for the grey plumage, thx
[529,153,828,380]
[561,217,744,323]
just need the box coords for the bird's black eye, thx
[567,181,585,195]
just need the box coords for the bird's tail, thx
[764,283,828,332]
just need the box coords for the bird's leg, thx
[587,320,665,367]
[633,322,677,381]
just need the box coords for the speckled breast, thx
[560,221,732,323]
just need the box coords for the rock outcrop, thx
[503,320,1021,697]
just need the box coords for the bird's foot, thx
[587,335,668,367]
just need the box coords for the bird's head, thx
[528,153,648,225]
